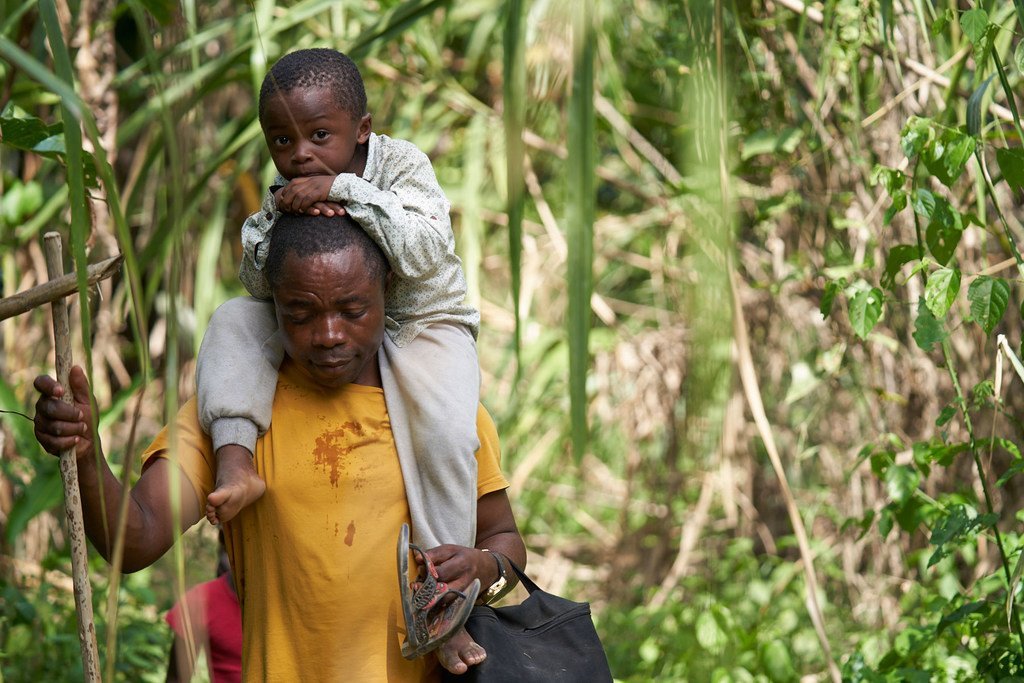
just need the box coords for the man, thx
[33,213,525,681]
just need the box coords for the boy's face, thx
[261,86,372,180]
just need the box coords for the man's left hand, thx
[418,544,495,596]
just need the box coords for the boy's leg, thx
[379,323,480,550]
[196,297,283,523]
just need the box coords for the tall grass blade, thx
[991,47,1024,143]
[348,0,451,57]
[503,0,526,374]
[567,0,595,461]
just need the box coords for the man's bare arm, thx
[34,366,203,572]
[421,489,526,594]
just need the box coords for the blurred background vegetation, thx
[3,0,1024,680]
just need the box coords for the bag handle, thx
[504,559,542,595]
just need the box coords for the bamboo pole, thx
[0,253,122,322]
[43,231,102,683]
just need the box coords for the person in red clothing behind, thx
[165,534,242,683]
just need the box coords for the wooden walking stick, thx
[42,231,102,682]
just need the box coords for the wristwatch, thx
[481,549,508,604]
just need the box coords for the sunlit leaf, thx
[967,276,1010,335]
[849,287,884,339]
[959,8,989,44]
[924,267,961,319]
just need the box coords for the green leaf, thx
[922,127,975,187]
[0,111,100,187]
[901,116,933,158]
[936,404,957,427]
[849,287,884,339]
[960,8,989,44]
[996,148,1024,191]
[913,298,948,352]
[870,165,907,195]
[932,8,954,36]
[937,600,987,634]
[741,128,804,160]
[760,640,796,682]
[928,505,995,567]
[820,280,839,318]
[925,215,963,266]
[924,267,961,319]
[911,188,937,217]
[5,460,62,545]
[695,610,728,653]
[967,75,994,138]
[886,465,919,504]
[967,275,1010,334]
[566,1,595,461]
[1016,40,1024,75]
[882,244,923,289]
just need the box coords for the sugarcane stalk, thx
[43,231,102,682]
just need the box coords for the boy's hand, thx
[33,365,95,460]
[275,176,345,216]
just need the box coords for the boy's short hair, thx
[258,48,367,124]
[264,213,389,289]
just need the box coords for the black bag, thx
[442,562,613,683]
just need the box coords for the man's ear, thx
[383,269,394,292]
[357,114,372,144]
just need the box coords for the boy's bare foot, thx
[206,444,265,525]
[436,628,486,675]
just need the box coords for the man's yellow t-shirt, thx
[142,360,509,682]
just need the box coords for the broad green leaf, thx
[928,505,996,567]
[883,244,923,289]
[925,215,963,265]
[967,275,1010,334]
[849,287,884,339]
[886,465,919,504]
[1016,40,1024,75]
[901,116,933,158]
[913,298,948,352]
[935,403,957,426]
[760,640,796,682]
[960,9,989,44]
[923,127,975,187]
[870,165,907,195]
[996,148,1024,191]
[883,189,907,224]
[695,611,728,653]
[911,188,936,217]
[924,267,961,319]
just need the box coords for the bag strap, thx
[504,559,542,594]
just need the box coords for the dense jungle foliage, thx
[3,0,1024,680]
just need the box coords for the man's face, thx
[261,86,371,180]
[272,247,386,389]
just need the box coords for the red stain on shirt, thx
[312,422,365,487]
[344,521,356,546]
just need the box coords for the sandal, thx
[397,523,480,659]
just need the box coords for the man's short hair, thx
[264,213,389,290]
[258,49,367,124]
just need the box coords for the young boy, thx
[194,48,486,672]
